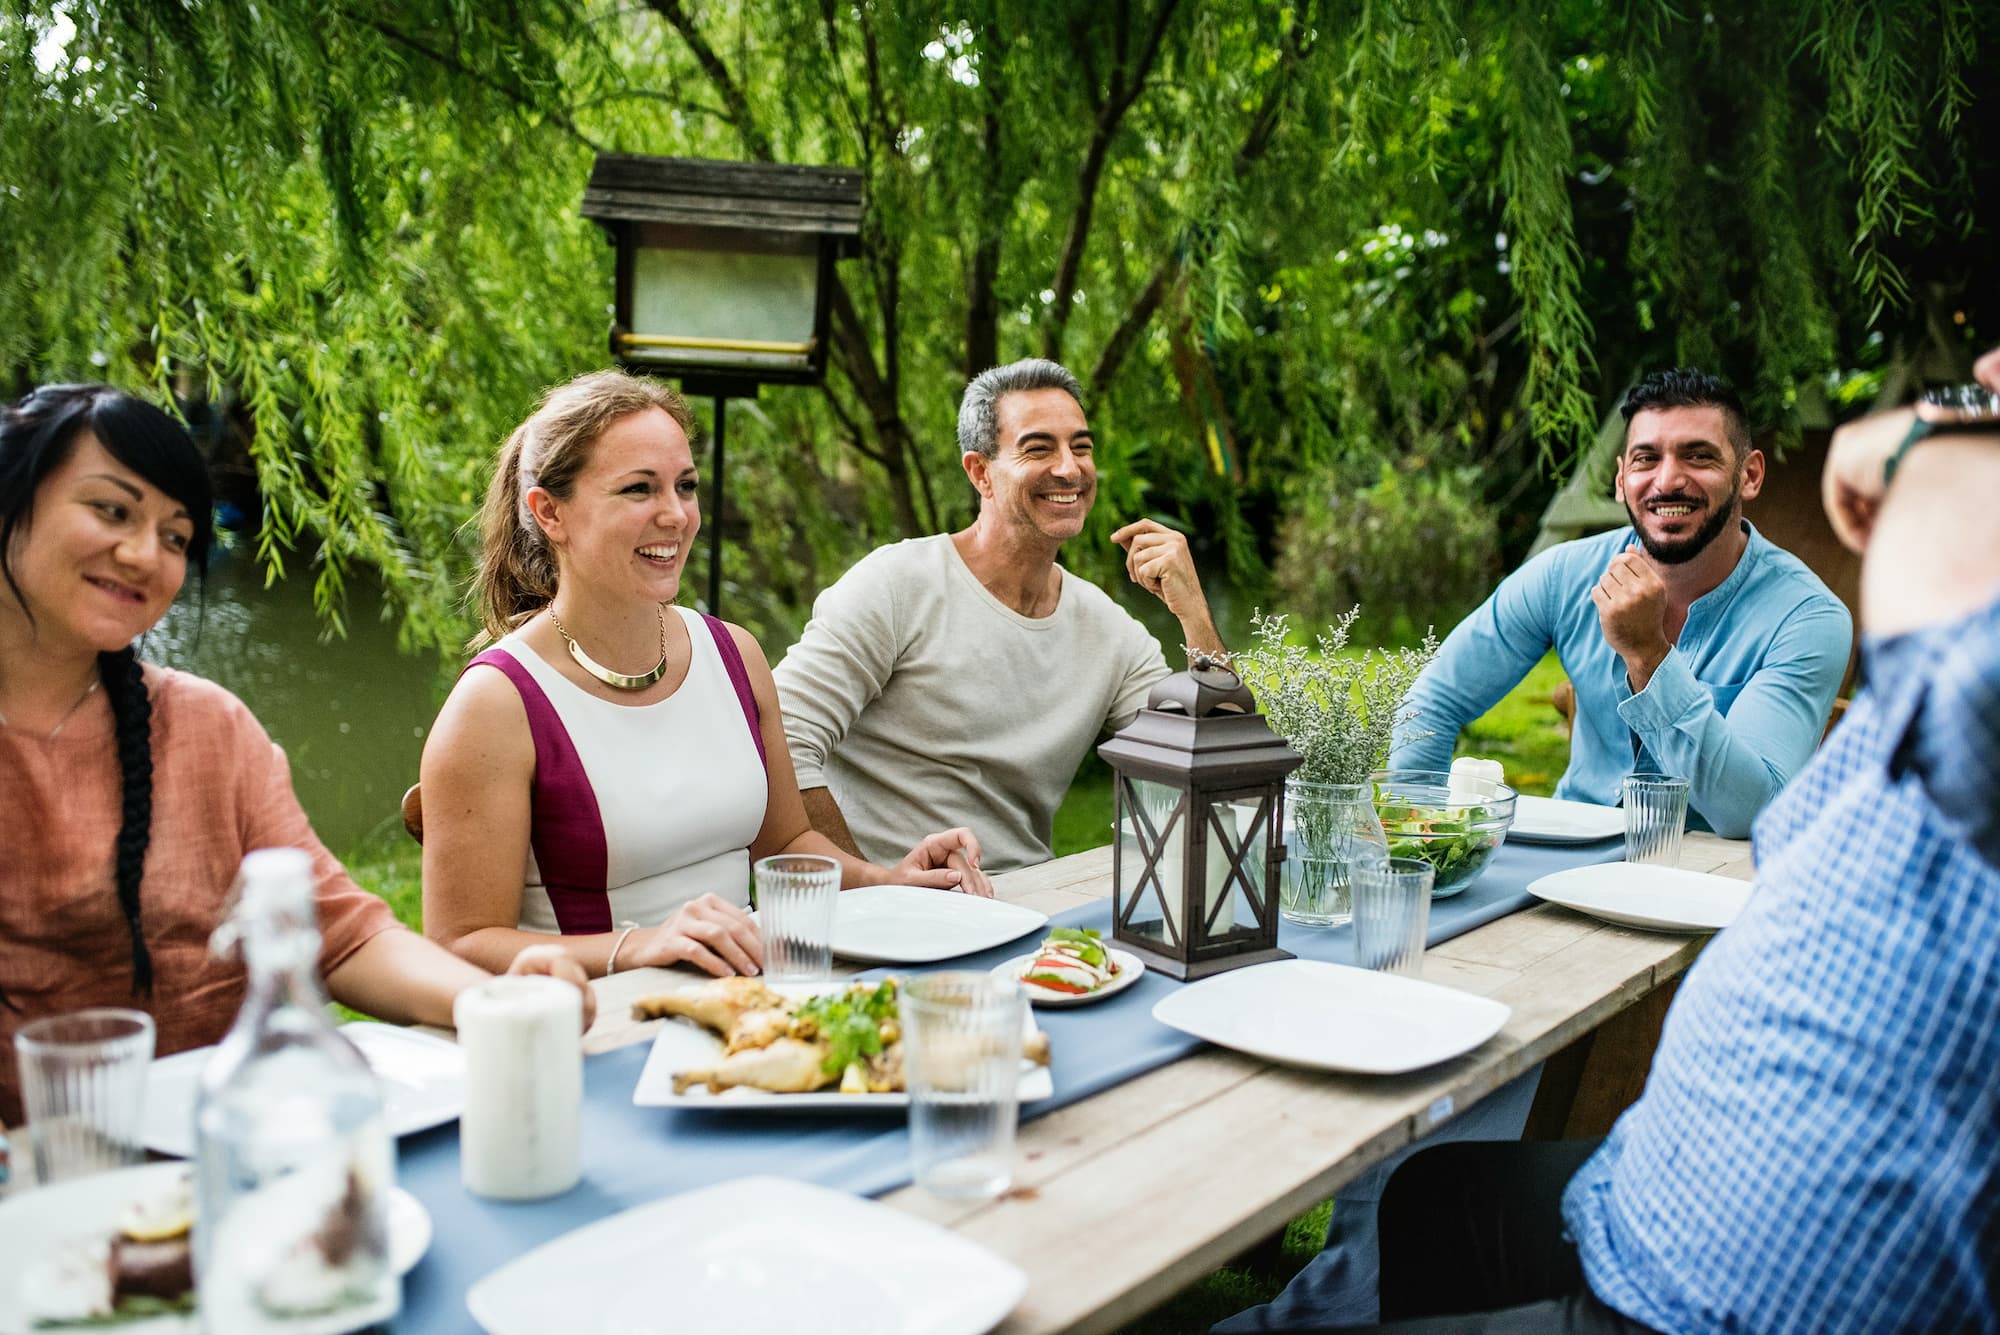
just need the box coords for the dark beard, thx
[1625,493,1739,565]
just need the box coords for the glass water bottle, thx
[193,848,396,1333]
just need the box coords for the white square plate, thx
[832,884,1048,963]
[465,1175,1026,1335]
[1528,862,1750,933]
[1510,795,1627,844]
[1150,960,1511,1075]
[140,1022,466,1158]
[0,1162,430,1335]
[632,981,1053,1110]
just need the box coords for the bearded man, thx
[1387,368,1851,838]
[1209,370,1855,1335]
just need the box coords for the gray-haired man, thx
[772,358,1225,875]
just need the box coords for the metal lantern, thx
[1097,656,1302,981]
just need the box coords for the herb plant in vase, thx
[1234,610,1438,926]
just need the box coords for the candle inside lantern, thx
[454,975,582,1200]
[1119,785,1239,942]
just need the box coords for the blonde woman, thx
[420,371,992,980]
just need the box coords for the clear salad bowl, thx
[1368,769,1518,899]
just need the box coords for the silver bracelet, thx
[604,920,640,976]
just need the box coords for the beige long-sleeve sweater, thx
[773,535,1169,872]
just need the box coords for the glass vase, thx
[1279,779,1390,927]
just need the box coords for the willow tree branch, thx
[857,4,902,158]
[1092,11,1311,391]
[1041,0,1183,362]
[828,275,889,413]
[1090,255,1175,391]
[571,88,729,121]
[966,15,1016,379]
[823,379,890,468]
[345,10,606,152]
[818,0,873,157]
[641,0,774,159]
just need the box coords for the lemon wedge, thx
[118,1172,195,1242]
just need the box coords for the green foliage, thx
[1274,463,1500,647]
[2,1,1993,651]
[1235,611,1439,786]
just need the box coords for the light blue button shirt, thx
[1563,593,2000,1334]
[1388,523,1852,837]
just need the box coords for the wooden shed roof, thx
[581,154,863,239]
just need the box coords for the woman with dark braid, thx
[0,384,592,1125]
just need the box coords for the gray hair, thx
[956,358,1085,460]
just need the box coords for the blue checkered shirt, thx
[1563,592,2000,1334]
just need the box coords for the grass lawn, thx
[340,654,1570,1333]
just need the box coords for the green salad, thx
[1373,787,1504,891]
[792,979,900,1076]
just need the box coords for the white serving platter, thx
[831,884,1048,963]
[140,1022,466,1159]
[991,948,1146,1007]
[632,981,1053,1110]
[1150,959,1511,1075]
[1527,862,1750,933]
[1509,795,1628,844]
[0,1161,430,1335]
[466,1175,1026,1335]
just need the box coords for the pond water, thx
[146,545,1255,859]
[150,549,452,856]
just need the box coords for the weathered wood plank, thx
[882,902,1718,1332]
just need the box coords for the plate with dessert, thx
[0,1162,430,1331]
[993,928,1146,1007]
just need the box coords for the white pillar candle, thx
[453,976,583,1200]
[1448,757,1506,806]
[1158,811,1237,941]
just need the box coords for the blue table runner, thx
[399,836,1624,1330]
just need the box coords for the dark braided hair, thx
[100,646,156,993]
[1,385,213,1000]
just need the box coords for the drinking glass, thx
[900,973,1027,1201]
[1622,775,1691,865]
[16,1009,155,1185]
[754,853,840,982]
[1350,857,1435,977]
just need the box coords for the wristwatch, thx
[1885,407,2000,485]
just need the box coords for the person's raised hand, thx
[891,827,993,898]
[1823,407,1915,554]
[1111,519,1205,617]
[1974,345,2000,394]
[630,894,764,978]
[1592,546,1672,688]
[504,943,598,1031]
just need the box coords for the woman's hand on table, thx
[629,894,765,977]
[504,943,598,1031]
[892,828,994,898]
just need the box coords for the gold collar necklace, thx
[547,605,670,691]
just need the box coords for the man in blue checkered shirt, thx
[1297,350,2000,1335]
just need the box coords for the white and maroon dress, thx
[471,606,768,934]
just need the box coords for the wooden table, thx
[586,832,1752,1335]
